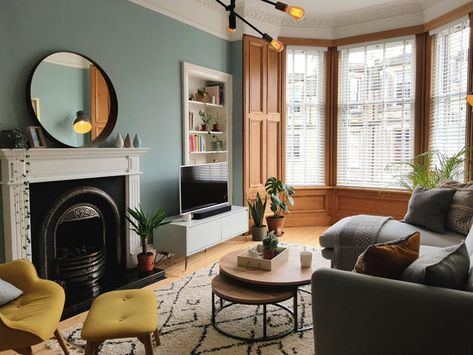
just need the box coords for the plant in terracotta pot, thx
[212,112,222,132]
[248,192,267,241]
[126,205,170,272]
[198,106,213,131]
[264,176,295,237]
[262,231,279,260]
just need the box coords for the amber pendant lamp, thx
[214,0,305,52]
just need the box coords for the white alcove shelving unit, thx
[181,62,232,201]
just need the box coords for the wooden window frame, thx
[280,2,473,190]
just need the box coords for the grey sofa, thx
[319,217,465,259]
[312,221,473,355]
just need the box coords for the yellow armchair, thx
[0,259,69,354]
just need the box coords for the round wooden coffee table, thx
[211,274,295,341]
[212,246,328,341]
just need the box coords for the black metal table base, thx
[211,287,312,342]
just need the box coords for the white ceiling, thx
[129,0,472,40]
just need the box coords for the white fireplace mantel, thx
[0,148,149,268]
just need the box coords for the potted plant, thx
[387,147,467,190]
[195,88,209,103]
[248,192,267,241]
[264,176,295,236]
[213,112,222,132]
[198,106,213,131]
[262,231,279,259]
[126,205,170,272]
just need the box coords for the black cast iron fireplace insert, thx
[29,176,165,318]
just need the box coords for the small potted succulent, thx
[265,176,295,237]
[198,106,213,131]
[248,192,267,241]
[262,231,279,260]
[126,205,170,272]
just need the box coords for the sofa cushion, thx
[463,227,473,291]
[353,232,420,279]
[0,278,22,306]
[402,186,456,233]
[402,242,470,290]
[320,219,464,250]
[441,181,473,236]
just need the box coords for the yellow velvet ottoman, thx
[81,289,160,355]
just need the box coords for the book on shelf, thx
[205,82,224,105]
[188,112,194,130]
[189,134,206,152]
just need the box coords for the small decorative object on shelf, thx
[262,231,279,260]
[133,134,141,148]
[265,176,295,237]
[211,136,223,151]
[114,133,124,148]
[23,126,46,148]
[124,133,132,148]
[125,205,170,272]
[0,129,29,148]
[248,192,267,241]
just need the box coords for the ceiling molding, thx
[129,0,473,41]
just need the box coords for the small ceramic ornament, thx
[133,134,141,148]
[124,134,132,148]
[114,133,124,148]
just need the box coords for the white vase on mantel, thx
[114,133,124,148]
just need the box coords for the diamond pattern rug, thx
[49,246,326,354]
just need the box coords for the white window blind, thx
[286,47,326,186]
[430,18,470,162]
[337,38,416,188]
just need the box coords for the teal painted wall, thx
[31,62,89,146]
[0,0,243,262]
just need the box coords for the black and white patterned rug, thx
[49,247,327,354]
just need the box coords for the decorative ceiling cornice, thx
[130,0,471,40]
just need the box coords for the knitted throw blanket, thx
[333,215,392,271]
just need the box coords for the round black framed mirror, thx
[27,51,118,147]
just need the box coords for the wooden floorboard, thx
[1,226,326,355]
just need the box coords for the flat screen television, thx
[179,162,229,214]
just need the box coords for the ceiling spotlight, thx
[228,12,236,33]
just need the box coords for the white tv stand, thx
[154,206,248,269]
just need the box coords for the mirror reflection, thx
[29,52,111,147]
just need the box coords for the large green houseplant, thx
[264,176,295,236]
[389,147,467,190]
[126,205,170,272]
[248,192,267,241]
